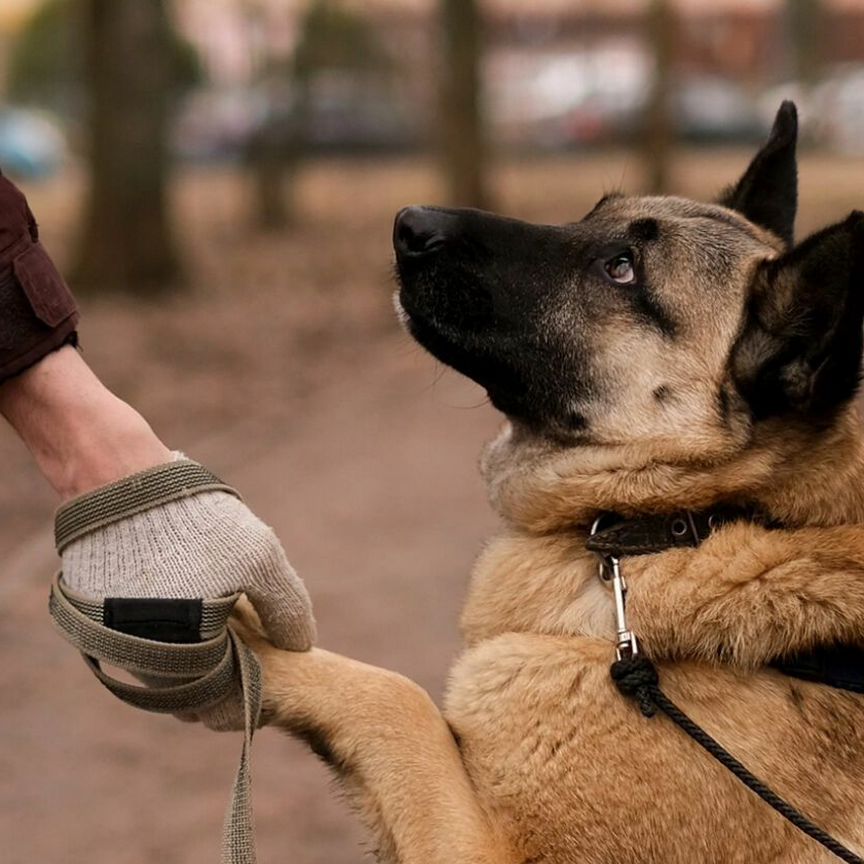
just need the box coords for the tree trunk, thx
[786,0,823,85]
[72,0,182,295]
[251,141,294,230]
[439,0,489,209]
[644,0,675,194]
[247,73,305,231]
[245,2,300,232]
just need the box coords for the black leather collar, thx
[584,506,864,696]
[775,645,864,694]
[585,505,763,557]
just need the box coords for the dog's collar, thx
[585,505,765,557]
[585,505,864,696]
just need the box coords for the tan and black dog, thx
[234,102,864,863]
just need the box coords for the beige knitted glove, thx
[58,455,315,729]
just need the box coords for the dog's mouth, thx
[394,290,532,417]
[392,205,594,433]
[394,206,507,400]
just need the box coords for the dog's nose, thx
[393,206,456,257]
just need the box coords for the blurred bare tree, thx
[439,0,489,209]
[72,0,196,295]
[246,83,301,231]
[7,0,82,118]
[246,0,392,230]
[644,0,676,194]
[244,0,299,231]
[786,0,823,85]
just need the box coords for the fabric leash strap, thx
[54,459,241,552]
[48,460,262,864]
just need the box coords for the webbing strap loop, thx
[49,575,262,864]
[49,575,235,676]
[50,459,261,862]
[222,628,262,864]
[54,460,242,552]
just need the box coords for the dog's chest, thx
[443,632,864,863]
[444,630,709,863]
[445,532,864,862]
[443,630,613,860]
[445,534,634,860]
[459,532,617,645]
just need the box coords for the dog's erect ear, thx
[731,212,864,420]
[719,101,798,246]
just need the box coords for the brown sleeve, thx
[0,173,79,383]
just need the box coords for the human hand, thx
[56,457,316,728]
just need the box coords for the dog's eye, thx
[604,251,636,285]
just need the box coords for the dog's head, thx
[394,102,864,526]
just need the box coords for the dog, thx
[233,101,864,863]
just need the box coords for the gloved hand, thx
[57,454,315,729]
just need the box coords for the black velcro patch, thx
[103,598,203,644]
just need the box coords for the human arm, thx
[0,174,314,727]
[0,344,171,501]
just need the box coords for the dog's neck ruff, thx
[587,505,864,695]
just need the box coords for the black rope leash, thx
[612,655,864,864]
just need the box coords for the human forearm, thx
[0,173,314,734]
[0,344,171,501]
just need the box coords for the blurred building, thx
[6,0,864,156]
[174,0,864,86]
[5,1,864,87]
[174,0,864,148]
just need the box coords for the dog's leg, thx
[234,608,514,864]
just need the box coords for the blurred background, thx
[1,1,863,862]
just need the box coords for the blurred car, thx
[300,72,420,154]
[173,88,265,162]
[672,76,764,144]
[489,42,650,150]
[490,47,764,150]
[0,107,67,179]
[183,75,421,160]
[759,67,864,155]
[810,64,864,155]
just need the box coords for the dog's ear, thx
[731,212,864,420]
[719,101,798,246]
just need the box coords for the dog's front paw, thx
[230,594,272,647]
[177,597,281,732]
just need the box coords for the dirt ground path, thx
[3,151,864,863]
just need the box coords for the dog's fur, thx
[234,102,864,863]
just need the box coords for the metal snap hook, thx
[589,515,639,659]
[606,554,640,660]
